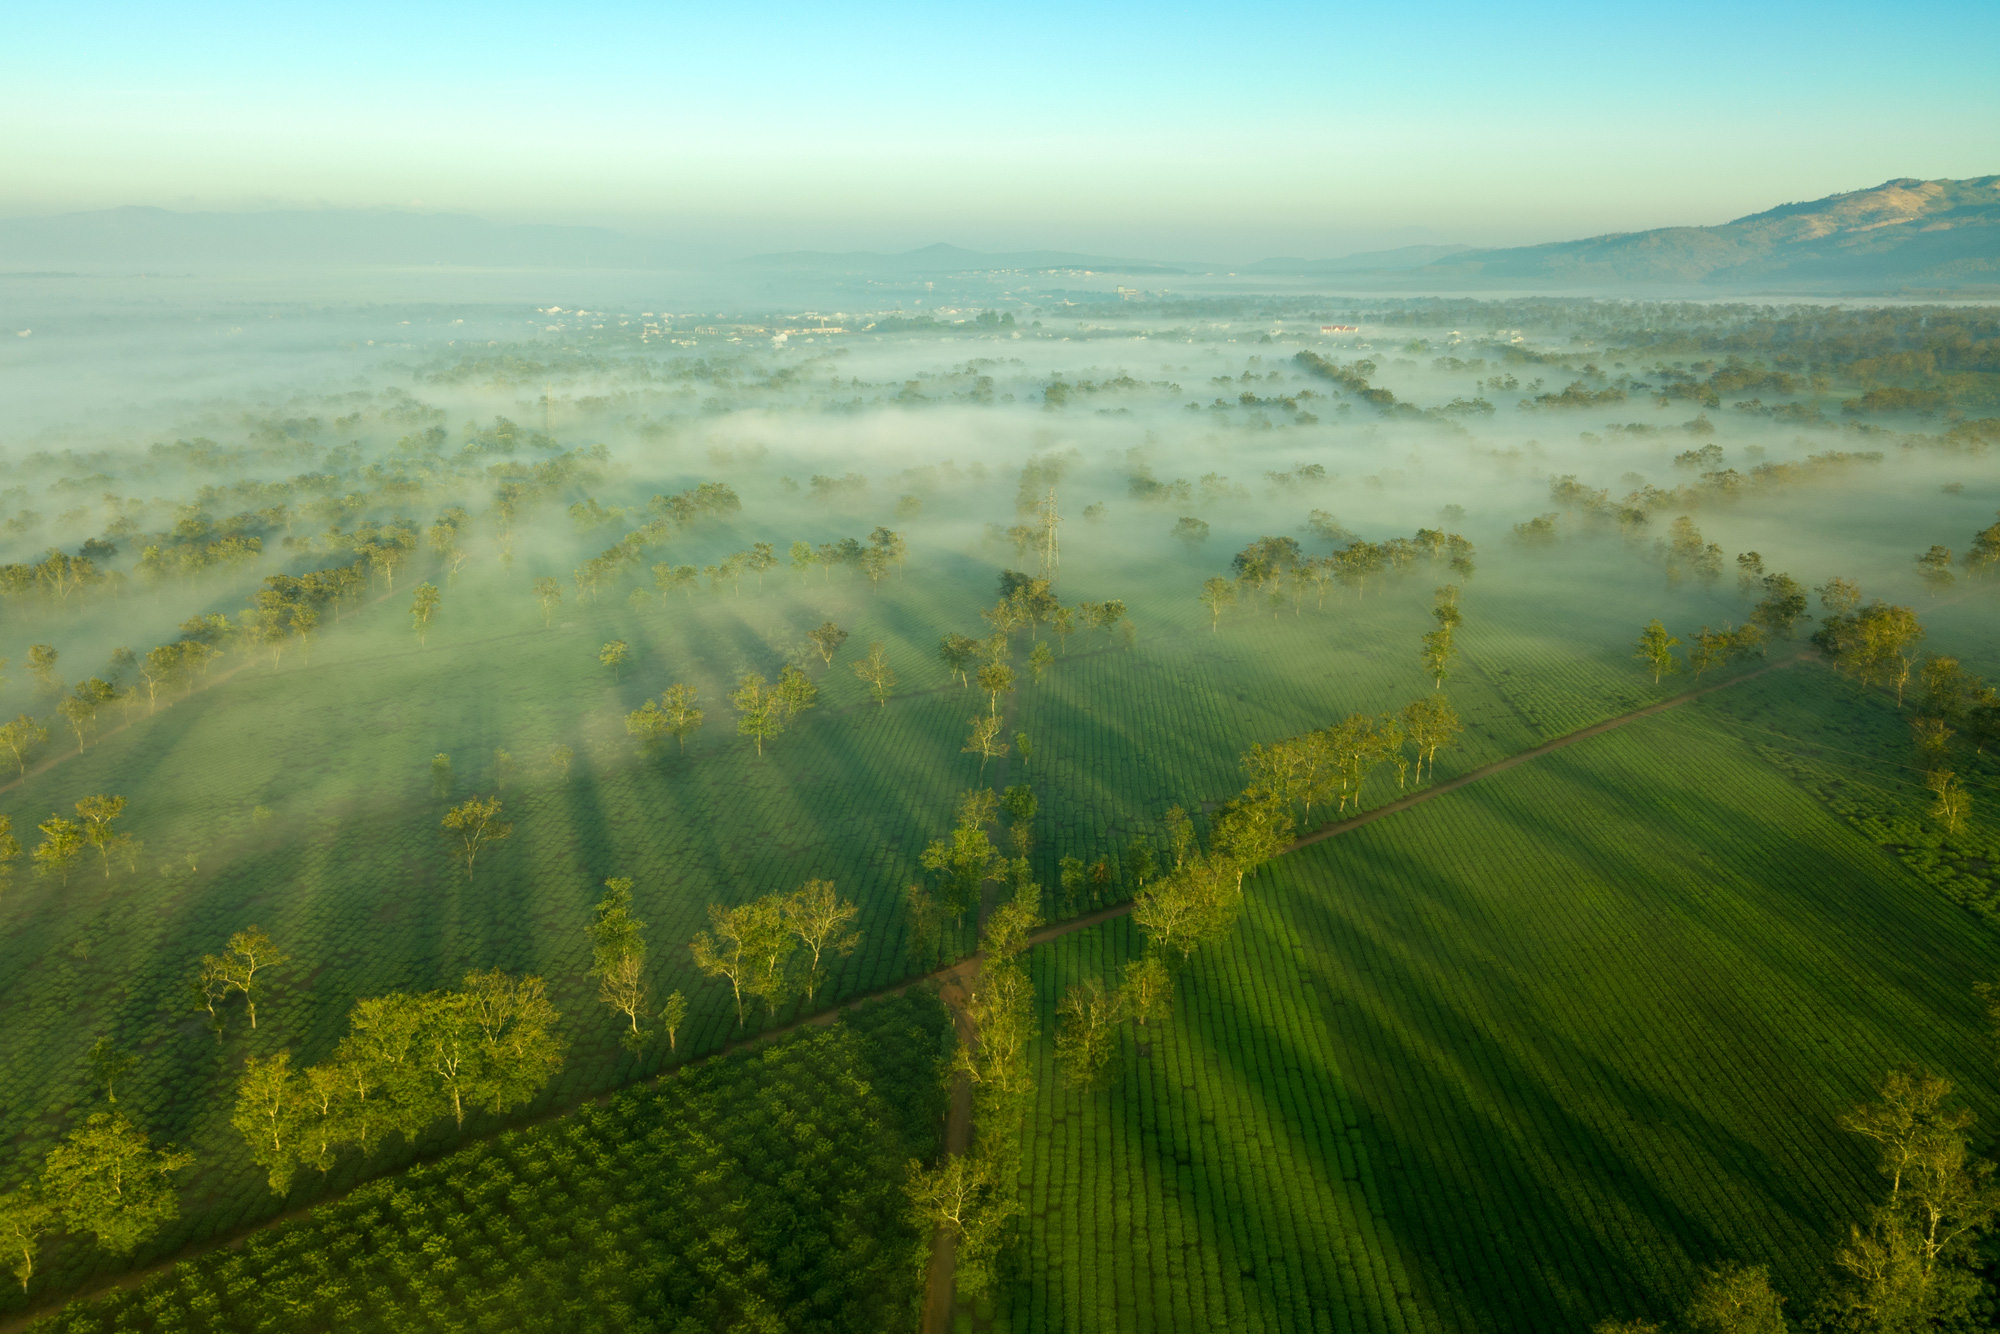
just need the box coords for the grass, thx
[995,678,2000,1333]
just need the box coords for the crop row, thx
[991,698,2000,1332]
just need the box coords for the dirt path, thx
[6,655,1797,1333]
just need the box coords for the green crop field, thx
[28,990,954,1334]
[5,290,1997,1333]
[0,519,1761,1313]
[994,674,2000,1333]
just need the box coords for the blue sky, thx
[5,0,1996,258]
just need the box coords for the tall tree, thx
[1199,575,1237,631]
[853,641,896,705]
[441,796,511,879]
[531,576,562,627]
[977,660,1016,716]
[599,640,630,681]
[1634,619,1681,685]
[587,877,649,1037]
[939,633,980,687]
[659,991,687,1052]
[783,878,861,1001]
[0,714,49,776]
[205,926,290,1029]
[33,815,84,886]
[0,1187,53,1292]
[1054,977,1122,1090]
[807,621,849,668]
[963,713,1010,780]
[232,1052,304,1194]
[409,582,441,648]
[74,794,130,878]
[40,1113,193,1255]
[690,902,756,1026]
[85,1036,136,1104]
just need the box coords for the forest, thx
[2,283,2000,1334]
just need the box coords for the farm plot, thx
[996,689,2000,1333]
[0,521,1753,1311]
[27,989,954,1334]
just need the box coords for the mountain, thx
[1240,244,1472,275]
[736,242,1190,275]
[0,205,678,269]
[1418,176,2000,289]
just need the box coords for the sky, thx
[5,0,1998,260]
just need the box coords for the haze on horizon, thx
[6,0,1998,261]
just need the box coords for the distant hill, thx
[1240,244,1473,275]
[4,177,1996,291]
[0,205,673,269]
[1418,176,2000,289]
[736,242,1190,275]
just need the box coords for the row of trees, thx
[1203,526,1477,630]
[0,792,134,889]
[1909,655,2000,836]
[688,878,865,1024]
[1242,696,1466,821]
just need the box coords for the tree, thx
[690,902,756,1026]
[431,752,453,799]
[85,1036,136,1104]
[532,576,562,627]
[784,878,861,1001]
[40,1112,193,1255]
[731,673,783,756]
[1002,783,1037,858]
[26,644,59,695]
[922,796,1001,927]
[747,541,777,590]
[788,540,818,581]
[232,1051,303,1194]
[1199,576,1236,631]
[599,640,630,681]
[1122,955,1173,1028]
[0,714,49,776]
[1752,573,1809,638]
[1928,770,1970,835]
[1688,626,1730,680]
[977,660,1016,716]
[206,925,290,1029]
[1211,790,1293,886]
[33,815,84,886]
[1635,619,1681,684]
[1055,977,1122,1089]
[939,633,980,687]
[1401,695,1464,783]
[1420,628,1456,689]
[587,877,648,1037]
[1684,1261,1787,1334]
[963,713,1010,780]
[905,1152,1019,1302]
[853,641,896,706]
[74,794,130,879]
[0,815,18,891]
[0,1187,53,1292]
[57,678,115,751]
[625,700,669,750]
[1917,545,1956,593]
[441,796,511,879]
[429,970,563,1125]
[1823,1069,2000,1333]
[806,621,849,668]
[659,991,687,1052]
[409,581,441,648]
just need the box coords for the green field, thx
[995,675,2000,1333]
[29,990,953,1334]
[0,526,1760,1311]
